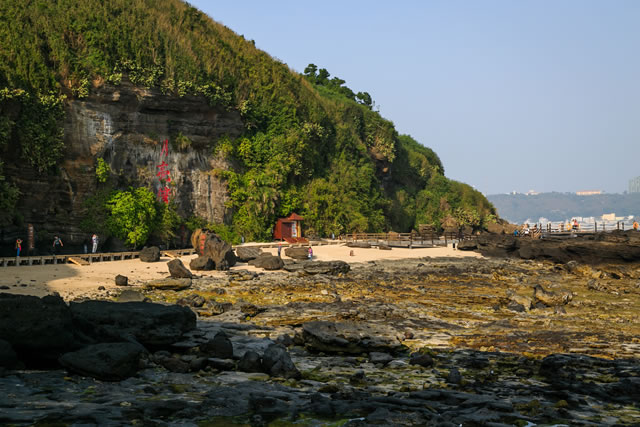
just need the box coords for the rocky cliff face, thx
[3,80,244,251]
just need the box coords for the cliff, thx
[2,79,243,252]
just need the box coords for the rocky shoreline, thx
[1,255,639,426]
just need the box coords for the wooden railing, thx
[344,231,470,247]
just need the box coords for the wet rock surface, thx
[1,257,639,425]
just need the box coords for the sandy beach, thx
[0,243,482,300]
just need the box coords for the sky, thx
[189,0,639,195]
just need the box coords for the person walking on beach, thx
[15,238,22,257]
[91,234,99,253]
[52,235,63,255]
[634,220,639,231]
[277,242,282,257]
[308,246,313,260]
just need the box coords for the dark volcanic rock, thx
[447,367,462,385]
[300,261,350,275]
[409,352,434,368]
[456,239,478,251]
[115,274,128,286]
[284,246,310,260]
[302,321,406,355]
[262,343,301,379]
[176,294,206,308]
[0,294,75,363]
[139,246,161,262]
[235,247,263,262]
[238,350,263,373]
[0,339,18,368]
[59,342,145,381]
[200,331,233,359]
[117,289,147,302]
[189,256,215,271]
[475,230,640,264]
[168,259,194,279]
[145,278,192,291]
[249,254,284,270]
[70,301,196,347]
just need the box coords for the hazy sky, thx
[190,0,639,195]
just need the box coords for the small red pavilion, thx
[273,213,305,242]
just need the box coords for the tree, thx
[106,187,157,248]
[303,63,317,78]
[316,68,330,85]
[356,91,372,108]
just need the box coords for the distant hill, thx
[0,0,495,245]
[488,192,640,223]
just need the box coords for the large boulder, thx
[284,246,310,260]
[139,246,161,262]
[145,278,192,291]
[0,294,76,363]
[189,256,215,271]
[238,350,263,373]
[262,343,301,379]
[235,247,263,262]
[115,274,129,286]
[59,342,146,381]
[456,240,478,251]
[117,290,147,303]
[199,331,234,359]
[191,229,237,270]
[249,254,284,270]
[69,301,196,347]
[302,321,406,355]
[300,261,350,275]
[168,259,194,278]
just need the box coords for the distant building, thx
[576,190,603,196]
[525,190,539,196]
[630,176,640,193]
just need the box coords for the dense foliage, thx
[0,0,496,240]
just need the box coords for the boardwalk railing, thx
[519,220,635,236]
[0,248,196,268]
[344,231,469,248]
[0,239,345,268]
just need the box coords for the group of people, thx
[14,234,99,257]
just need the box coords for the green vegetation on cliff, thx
[0,0,495,239]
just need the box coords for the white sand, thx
[0,243,482,299]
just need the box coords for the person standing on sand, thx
[52,236,63,255]
[277,242,282,257]
[634,220,639,231]
[91,234,99,253]
[15,238,22,257]
[308,246,313,259]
